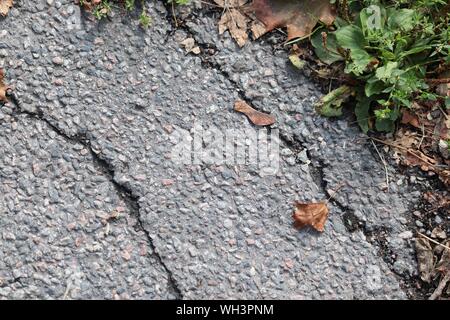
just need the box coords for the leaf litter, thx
[416,234,450,300]
[0,0,13,16]
[212,0,336,46]
[251,0,336,41]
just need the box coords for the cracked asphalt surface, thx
[0,0,425,299]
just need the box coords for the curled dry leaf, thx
[251,0,336,41]
[415,237,434,283]
[234,100,275,126]
[292,202,329,232]
[215,0,250,47]
[0,0,13,16]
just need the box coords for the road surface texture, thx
[0,0,426,299]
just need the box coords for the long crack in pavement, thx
[0,0,424,299]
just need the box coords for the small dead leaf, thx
[250,20,267,40]
[292,202,329,232]
[415,237,434,283]
[401,109,420,128]
[252,0,336,40]
[0,0,13,16]
[180,38,201,55]
[234,100,275,126]
[218,8,249,47]
[0,68,10,102]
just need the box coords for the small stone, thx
[52,57,64,65]
[188,247,198,257]
[413,211,421,218]
[121,250,131,261]
[161,179,174,186]
[162,124,173,134]
[398,231,413,239]
[52,78,64,86]
[31,23,44,34]
[415,220,424,228]
[223,219,233,229]
[284,259,294,269]
[431,227,446,239]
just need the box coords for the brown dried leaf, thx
[292,202,329,232]
[250,20,267,40]
[218,8,249,47]
[251,0,336,40]
[0,0,12,16]
[0,68,10,102]
[401,109,420,128]
[415,237,434,283]
[234,100,275,126]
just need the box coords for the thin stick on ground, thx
[418,123,425,150]
[172,2,178,27]
[437,105,449,120]
[325,182,345,204]
[371,139,390,192]
[370,137,438,169]
[418,232,450,251]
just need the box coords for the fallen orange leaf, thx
[234,100,275,126]
[251,0,336,40]
[292,201,329,232]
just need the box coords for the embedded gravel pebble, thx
[0,0,418,299]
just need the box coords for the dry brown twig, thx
[371,139,390,192]
[418,232,450,251]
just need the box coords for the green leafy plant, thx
[139,10,152,28]
[312,0,449,132]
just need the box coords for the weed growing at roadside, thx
[312,0,449,132]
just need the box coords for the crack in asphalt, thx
[0,276,24,288]
[5,92,183,300]
[0,2,416,297]
[164,10,423,297]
